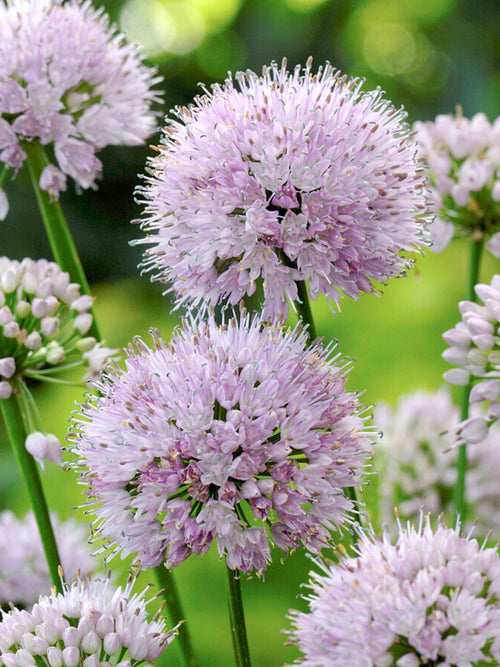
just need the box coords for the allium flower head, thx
[0,510,97,609]
[137,58,429,320]
[0,257,118,399]
[288,516,500,666]
[414,109,500,254]
[376,389,500,538]
[72,313,372,574]
[0,0,160,205]
[443,273,500,440]
[0,575,177,666]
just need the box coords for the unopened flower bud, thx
[3,321,20,338]
[76,337,97,353]
[1,268,18,293]
[25,331,42,350]
[15,300,31,318]
[0,357,15,379]
[46,341,65,365]
[71,295,94,313]
[0,381,12,399]
[41,316,59,338]
[74,313,93,335]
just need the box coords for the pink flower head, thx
[414,109,500,254]
[72,313,373,574]
[137,58,429,320]
[0,575,177,664]
[0,510,97,609]
[287,515,500,666]
[0,0,161,204]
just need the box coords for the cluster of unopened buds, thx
[0,575,177,667]
[414,109,500,254]
[0,256,118,401]
[443,273,500,443]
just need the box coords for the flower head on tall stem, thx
[414,109,500,254]
[71,313,373,575]
[0,0,161,210]
[136,58,429,320]
[287,515,500,666]
[0,574,177,666]
[0,510,97,609]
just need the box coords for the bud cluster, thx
[0,576,177,666]
[0,257,118,399]
[414,110,500,254]
[443,274,500,442]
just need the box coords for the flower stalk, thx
[226,566,251,667]
[454,238,484,521]
[0,385,63,593]
[24,140,100,340]
[154,565,200,667]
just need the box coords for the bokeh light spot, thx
[363,22,416,76]
[119,0,205,57]
[195,31,247,79]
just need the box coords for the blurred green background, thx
[2,0,500,665]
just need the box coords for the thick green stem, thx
[23,140,100,340]
[0,391,63,593]
[154,565,200,667]
[453,238,484,523]
[226,566,251,667]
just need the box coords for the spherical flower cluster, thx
[0,256,118,399]
[0,0,160,217]
[72,314,372,574]
[0,575,177,666]
[137,58,429,320]
[287,516,500,666]
[375,389,500,537]
[443,274,500,441]
[0,510,97,609]
[414,109,500,254]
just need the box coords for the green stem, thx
[154,565,200,667]
[23,140,100,340]
[0,164,9,188]
[0,390,63,593]
[294,280,317,340]
[226,566,251,667]
[453,238,484,523]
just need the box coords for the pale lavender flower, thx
[287,516,500,666]
[0,257,119,397]
[0,0,160,208]
[376,388,500,538]
[0,510,97,609]
[414,109,500,254]
[71,313,373,574]
[443,274,500,439]
[25,431,62,469]
[0,575,177,665]
[137,58,429,320]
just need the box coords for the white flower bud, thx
[128,633,148,661]
[36,278,54,299]
[443,368,470,386]
[61,647,80,667]
[32,297,50,318]
[0,357,15,379]
[74,313,93,335]
[0,381,12,399]
[15,300,31,318]
[41,316,59,338]
[95,615,114,638]
[71,295,94,312]
[1,268,18,293]
[76,337,97,353]
[459,417,488,444]
[103,632,120,656]
[25,432,62,469]
[45,341,65,365]
[81,631,101,654]
[25,331,42,350]
[0,188,8,220]
[46,646,64,667]
[3,321,20,338]
[0,305,13,325]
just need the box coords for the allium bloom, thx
[0,257,118,399]
[443,274,500,440]
[72,314,372,574]
[137,58,429,320]
[0,575,177,666]
[375,389,500,537]
[0,0,160,210]
[414,109,500,254]
[0,510,97,609]
[287,516,500,666]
